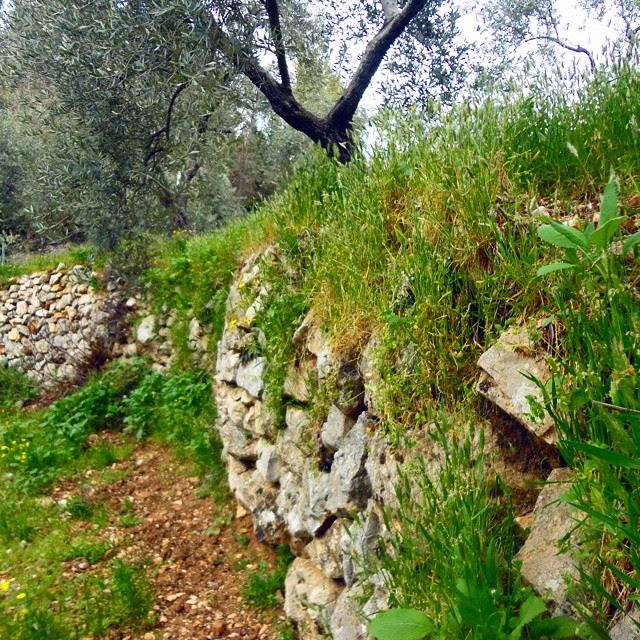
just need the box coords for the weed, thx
[0,366,37,415]
[242,545,294,610]
[64,539,111,564]
[118,498,143,528]
[235,533,251,549]
[533,178,640,626]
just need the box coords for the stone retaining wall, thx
[214,249,569,639]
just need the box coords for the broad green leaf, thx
[536,262,576,277]
[590,216,626,249]
[623,230,640,254]
[571,441,640,469]
[530,615,581,638]
[538,222,588,250]
[368,609,434,640]
[509,595,546,639]
[600,176,618,227]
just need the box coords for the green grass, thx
[0,244,94,287]
[0,357,230,637]
[242,545,294,610]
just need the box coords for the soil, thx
[52,435,289,640]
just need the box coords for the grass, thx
[0,358,230,637]
[242,544,294,610]
[0,243,94,287]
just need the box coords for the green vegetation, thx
[0,245,94,287]
[0,359,227,637]
[242,545,295,610]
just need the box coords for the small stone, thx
[136,315,156,344]
[210,620,226,637]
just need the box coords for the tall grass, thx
[252,63,640,431]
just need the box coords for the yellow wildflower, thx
[0,579,13,592]
[16,593,26,600]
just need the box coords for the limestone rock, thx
[329,585,368,640]
[305,520,344,580]
[136,315,157,345]
[477,326,555,444]
[326,414,372,515]
[256,441,281,485]
[284,558,341,639]
[609,608,640,640]
[236,357,266,398]
[365,434,399,507]
[283,360,315,403]
[516,467,579,606]
[320,405,355,452]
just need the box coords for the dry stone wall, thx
[214,249,575,639]
[0,263,210,387]
[0,265,126,385]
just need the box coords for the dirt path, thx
[52,436,289,640]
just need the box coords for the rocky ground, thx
[52,435,290,640]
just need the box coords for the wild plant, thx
[534,177,640,628]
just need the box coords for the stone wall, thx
[0,265,127,385]
[214,250,569,639]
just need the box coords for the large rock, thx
[330,575,389,640]
[516,467,579,606]
[321,405,356,452]
[236,357,266,398]
[326,414,372,515]
[609,608,640,640]
[477,327,555,444]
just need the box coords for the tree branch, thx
[326,0,428,129]
[207,19,326,142]
[145,81,190,166]
[524,35,596,71]
[264,0,292,93]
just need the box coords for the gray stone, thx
[365,434,398,507]
[283,360,314,403]
[256,441,281,484]
[284,407,311,443]
[477,327,555,444]
[236,357,266,398]
[215,350,240,384]
[340,502,383,587]
[227,459,276,514]
[516,467,579,605]
[321,405,355,451]
[136,315,157,344]
[305,520,345,580]
[609,608,640,640]
[329,585,368,640]
[326,414,372,515]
